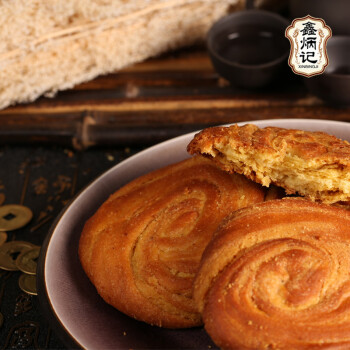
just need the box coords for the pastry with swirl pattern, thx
[79,156,265,328]
[194,198,350,349]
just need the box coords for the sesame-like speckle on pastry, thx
[194,198,350,349]
[79,156,265,328]
[188,124,350,204]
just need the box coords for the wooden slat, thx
[0,46,349,149]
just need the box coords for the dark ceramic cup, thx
[207,9,290,89]
[304,36,350,107]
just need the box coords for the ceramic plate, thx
[37,119,350,349]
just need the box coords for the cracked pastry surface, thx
[78,156,265,328]
[187,124,350,204]
[194,198,350,349]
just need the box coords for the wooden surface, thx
[0,145,146,349]
[0,46,349,149]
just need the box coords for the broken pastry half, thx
[187,124,350,204]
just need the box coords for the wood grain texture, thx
[1,47,349,149]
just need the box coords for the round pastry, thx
[79,156,265,328]
[194,198,350,349]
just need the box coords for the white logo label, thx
[285,15,332,77]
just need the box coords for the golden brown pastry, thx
[187,124,350,204]
[79,156,265,328]
[194,198,350,349]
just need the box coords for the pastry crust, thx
[79,156,265,328]
[187,124,350,204]
[194,198,350,349]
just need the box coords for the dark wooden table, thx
[0,46,349,349]
[1,46,350,150]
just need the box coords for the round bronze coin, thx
[0,241,36,271]
[0,232,7,246]
[16,246,41,275]
[18,273,37,296]
[0,205,33,231]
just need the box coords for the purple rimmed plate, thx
[37,119,350,349]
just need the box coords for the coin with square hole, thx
[0,232,7,246]
[0,205,33,231]
[16,246,41,275]
[19,273,37,296]
[0,241,36,271]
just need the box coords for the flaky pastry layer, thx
[188,124,350,204]
[194,198,350,349]
[79,156,265,328]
